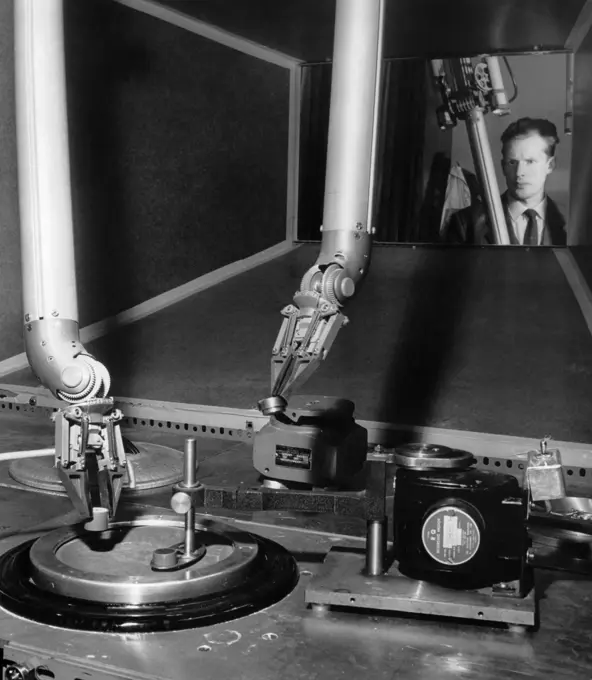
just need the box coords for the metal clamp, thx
[526,436,566,502]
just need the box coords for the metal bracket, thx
[53,399,127,521]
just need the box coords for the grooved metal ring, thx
[0,519,299,633]
[28,516,261,604]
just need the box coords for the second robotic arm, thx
[259,0,384,416]
[262,228,371,414]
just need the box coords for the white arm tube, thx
[15,0,110,401]
[15,0,78,322]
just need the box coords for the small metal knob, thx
[61,365,84,388]
[151,548,178,570]
[171,491,192,515]
[258,395,287,416]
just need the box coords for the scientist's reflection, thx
[443,117,566,246]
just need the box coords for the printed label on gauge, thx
[275,445,312,469]
[421,506,480,566]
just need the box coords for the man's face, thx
[502,133,555,202]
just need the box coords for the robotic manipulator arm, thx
[15,0,127,526]
[259,227,371,416]
[259,0,384,417]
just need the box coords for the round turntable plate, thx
[9,442,183,492]
[0,514,298,632]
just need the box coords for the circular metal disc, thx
[29,517,259,604]
[8,441,182,492]
[258,395,287,415]
[394,443,475,470]
[0,517,298,633]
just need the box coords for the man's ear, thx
[548,156,556,173]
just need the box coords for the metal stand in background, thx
[151,438,206,571]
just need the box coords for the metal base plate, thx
[8,441,183,492]
[305,548,536,627]
[0,512,298,633]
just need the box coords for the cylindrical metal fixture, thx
[184,438,197,487]
[84,507,109,533]
[182,438,197,557]
[322,0,383,235]
[365,518,386,576]
[15,0,79,322]
[465,109,511,245]
[184,507,196,557]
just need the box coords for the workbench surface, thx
[0,409,591,680]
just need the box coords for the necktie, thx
[522,209,539,246]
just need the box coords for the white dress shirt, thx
[506,196,547,245]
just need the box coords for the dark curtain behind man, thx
[297,60,428,242]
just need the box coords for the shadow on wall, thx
[65,0,150,327]
[378,248,475,427]
[64,0,151,383]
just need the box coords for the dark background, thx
[0,0,290,360]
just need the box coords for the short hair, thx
[501,117,559,158]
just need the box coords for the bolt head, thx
[61,365,84,388]
[340,277,355,298]
[51,310,59,317]
[171,491,192,514]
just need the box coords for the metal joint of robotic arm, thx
[24,319,127,523]
[431,56,511,129]
[262,228,372,414]
[25,318,110,403]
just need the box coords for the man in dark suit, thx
[444,118,566,245]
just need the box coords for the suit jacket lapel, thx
[544,197,567,245]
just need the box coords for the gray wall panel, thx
[0,0,289,361]
[0,0,23,361]
[569,26,592,245]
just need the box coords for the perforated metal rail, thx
[1,387,592,498]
